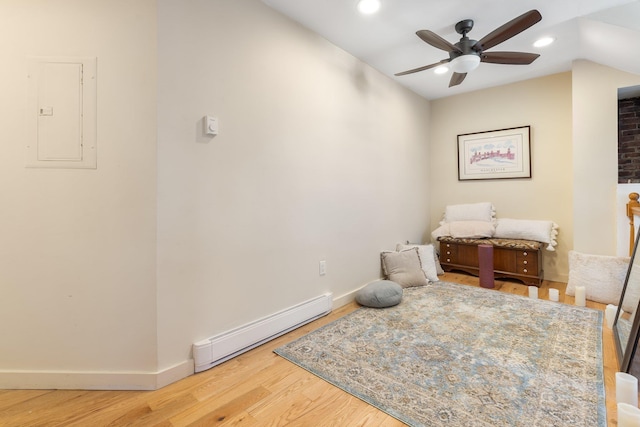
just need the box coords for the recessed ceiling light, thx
[533,36,555,48]
[434,66,449,75]
[357,0,381,14]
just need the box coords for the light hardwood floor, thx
[0,273,623,426]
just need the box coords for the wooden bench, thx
[438,236,544,287]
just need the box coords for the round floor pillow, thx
[355,280,403,308]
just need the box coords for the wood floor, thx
[0,272,623,426]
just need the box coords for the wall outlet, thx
[319,260,326,276]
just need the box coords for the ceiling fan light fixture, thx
[450,54,480,73]
[357,0,381,15]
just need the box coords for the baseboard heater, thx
[193,293,333,373]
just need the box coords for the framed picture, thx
[457,126,531,181]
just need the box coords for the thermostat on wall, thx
[204,116,218,136]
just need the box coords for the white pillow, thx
[396,243,439,282]
[431,221,495,240]
[442,202,495,224]
[494,218,559,251]
[449,221,495,238]
[566,250,629,305]
[431,223,450,241]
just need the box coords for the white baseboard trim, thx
[332,282,371,309]
[156,359,195,389]
[0,285,370,391]
[0,359,194,391]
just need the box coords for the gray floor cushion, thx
[356,280,403,308]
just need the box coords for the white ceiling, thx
[262,0,640,100]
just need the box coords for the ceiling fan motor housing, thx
[451,38,480,59]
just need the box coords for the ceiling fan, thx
[395,9,542,87]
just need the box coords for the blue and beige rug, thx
[275,281,605,426]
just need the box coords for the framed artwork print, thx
[457,126,531,181]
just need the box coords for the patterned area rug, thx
[275,282,605,426]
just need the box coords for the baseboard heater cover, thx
[193,293,333,373]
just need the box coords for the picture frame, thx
[457,126,531,181]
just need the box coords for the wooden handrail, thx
[628,192,640,256]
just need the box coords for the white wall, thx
[572,60,640,256]
[0,0,158,387]
[429,73,573,281]
[156,0,431,371]
[0,0,429,389]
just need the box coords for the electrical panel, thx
[27,57,97,169]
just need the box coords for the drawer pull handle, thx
[524,260,528,265]
[447,259,451,262]
[523,251,528,256]
[523,268,528,273]
[446,244,450,248]
[446,251,451,255]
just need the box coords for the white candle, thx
[618,403,640,426]
[606,304,619,329]
[549,288,559,302]
[617,372,639,407]
[528,286,538,299]
[575,286,586,307]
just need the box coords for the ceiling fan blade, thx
[474,10,542,52]
[449,72,467,87]
[395,59,450,76]
[481,51,540,65]
[416,30,462,54]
